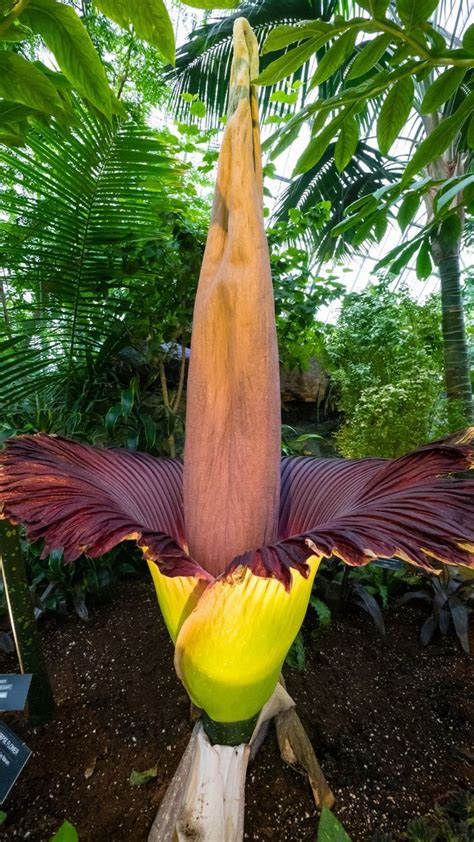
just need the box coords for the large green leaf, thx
[396,0,439,30]
[0,102,40,124]
[416,238,432,279]
[180,0,238,7]
[346,33,391,81]
[375,235,422,271]
[463,24,474,55]
[397,190,419,231]
[22,0,111,119]
[262,21,333,53]
[88,0,130,28]
[377,76,414,154]
[0,53,65,117]
[420,67,466,115]
[357,0,389,15]
[0,20,33,41]
[334,115,359,171]
[94,0,175,64]
[254,36,323,86]
[294,107,354,174]
[317,806,352,841]
[310,28,357,87]
[403,91,474,184]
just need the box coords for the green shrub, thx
[327,283,451,458]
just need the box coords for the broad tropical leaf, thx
[0,52,66,118]
[309,28,357,87]
[420,67,467,115]
[182,0,239,7]
[93,0,176,65]
[377,77,414,155]
[168,0,342,124]
[21,0,112,118]
[334,115,359,171]
[346,32,391,81]
[396,0,439,30]
[0,104,183,409]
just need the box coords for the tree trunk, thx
[0,522,55,724]
[431,233,473,425]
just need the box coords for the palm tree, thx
[0,103,185,415]
[170,0,359,119]
[169,0,398,256]
[170,0,473,423]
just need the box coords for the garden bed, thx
[0,578,472,841]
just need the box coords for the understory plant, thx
[399,568,474,654]
[0,19,473,841]
[319,790,474,841]
[26,542,143,621]
[315,558,393,635]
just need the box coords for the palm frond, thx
[0,105,183,410]
[169,0,343,124]
[274,141,403,260]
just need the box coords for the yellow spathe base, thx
[174,556,321,722]
[147,561,207,643]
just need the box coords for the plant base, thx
[202,711,258,746]
[148,684,293,842]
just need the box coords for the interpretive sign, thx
[0,720,31,803]
[0,674,32,712]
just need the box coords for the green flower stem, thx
[0,0,31,35]
[202,711,259,746]
[0,521,55,724]
[375,19,474,67]
[329,18,474,68]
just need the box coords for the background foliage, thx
[326,283,451,458]
[173,0,474,424]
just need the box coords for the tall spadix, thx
[183,19,281,577]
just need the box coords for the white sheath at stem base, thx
[147,685,294,842]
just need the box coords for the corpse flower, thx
[1,17,473,840]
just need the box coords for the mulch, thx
[0,577,472,841]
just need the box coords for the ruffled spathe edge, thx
[0,431,473,590]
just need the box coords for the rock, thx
[280,358,329,403]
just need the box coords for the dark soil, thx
[0,578,472,841]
